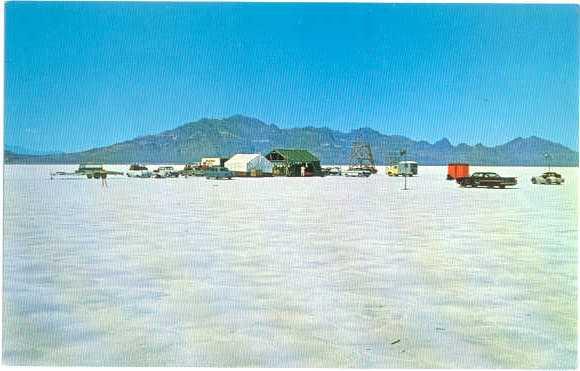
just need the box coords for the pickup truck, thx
[457,172,517,188]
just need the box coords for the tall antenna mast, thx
[349,140,376,172]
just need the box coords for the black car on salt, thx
[457,172,517,188]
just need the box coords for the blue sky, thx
[5,2,579,152]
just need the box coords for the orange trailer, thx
[447,163,470,180]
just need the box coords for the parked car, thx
[531,172,565,185]
[180,163,207,177]
[386,164,399,176]
[322,167,342,176]
[387,161,418,176]
[458,172,517,188]
[205,166,233,180]
[347,165,377,174]
[127,164,152,178]
[152,166,179,178]
[344,169,371,177]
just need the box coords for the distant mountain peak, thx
[224,114,265,124]
[507,136,524,144]
[433,138,452,148]
[501,135,566,150]
[5,144,63,156]
[350,127,381,137]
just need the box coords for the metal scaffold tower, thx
[349,141,377,172]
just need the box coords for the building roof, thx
[226,154,262,162]
[268,149,320,163]
[224,153,273,173]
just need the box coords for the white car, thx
[152,166,180,178]
[531,172,565,185]
[343,169,371,177]
[127,164,152,178]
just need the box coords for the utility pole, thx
[400,148,409,191]
[544,152,551,171]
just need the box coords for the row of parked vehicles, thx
[445,163,565,188]
[127,163,233,179]
[126,164,179,178]
[51,163,234,180]
[321,161,420,178]
[321,166,378,177]
[51,163,566,187]
[453,171,564,188]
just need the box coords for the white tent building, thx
[224,154,273,176]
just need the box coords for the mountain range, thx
[5,145,64,156]
[4,115,579,166]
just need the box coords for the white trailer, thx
[398,161,418,176]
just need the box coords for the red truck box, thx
[447,163,470,180]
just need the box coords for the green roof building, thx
[265,149,322,176]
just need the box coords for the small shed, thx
[447,163,470,180]
[224,154,273,176]
[201,157,228,168]
[265,149,322,176]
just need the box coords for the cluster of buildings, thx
[202,148,322,177]
[51,148,325,180]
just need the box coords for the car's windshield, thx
[485,173,499,177]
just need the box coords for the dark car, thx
[205,166,233,180]
[181,163,207,177]
[458,172,517,188]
